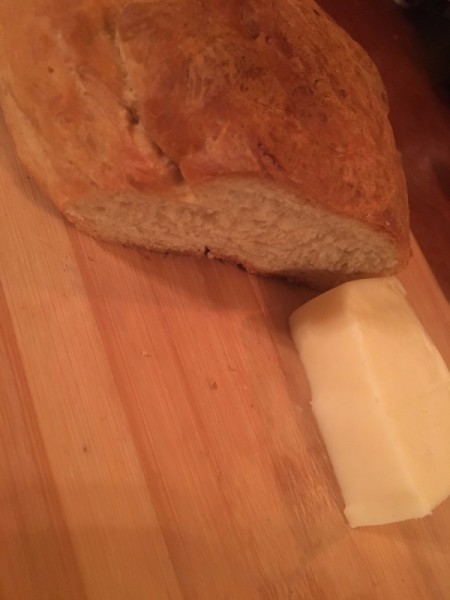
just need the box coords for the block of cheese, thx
[289,277,450,527]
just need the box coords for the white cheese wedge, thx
[289,277,450,527]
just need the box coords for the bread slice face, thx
[0,0,410,287]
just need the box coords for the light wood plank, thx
[0,114,183,600]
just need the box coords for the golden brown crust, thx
[0,0,410,275]
[117,0,409,250]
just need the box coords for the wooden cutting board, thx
[1,111,450,600]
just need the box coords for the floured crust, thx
[0,0,410,280]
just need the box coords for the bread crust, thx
[0,0,410,277]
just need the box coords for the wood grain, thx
[1,95,450,600]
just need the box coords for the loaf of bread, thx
[0,0,409,288]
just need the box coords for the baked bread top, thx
[0,0,410,286]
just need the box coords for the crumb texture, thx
[0,0,410,287]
